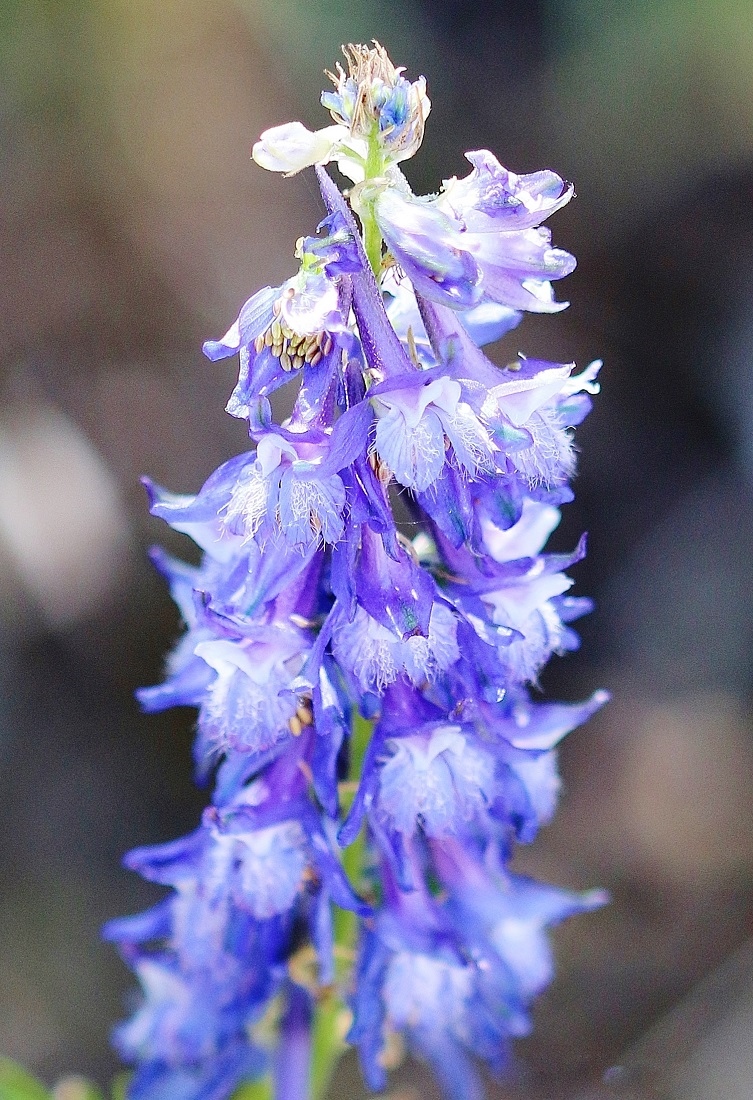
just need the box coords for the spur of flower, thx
[109,40,606,1100]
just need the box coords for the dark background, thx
[2,1,753,1096]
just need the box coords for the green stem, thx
[309,713,373,1100]
[361,127,385,279]
[363,213,383,280]
[309,994,345,1100]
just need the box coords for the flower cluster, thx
[108,43,607,1100]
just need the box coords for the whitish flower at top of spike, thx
[321,41,429,162]
[252,42,429,181]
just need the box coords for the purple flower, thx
[109,41,606,1100]
[222,433,348,548]
[371,373,495,491]
[435,840,608,1002]
[440,152,574,232]
[372,154,575,314]
[374,721,495,839]
[348,867,528,1100]
[202,235,361,431]
[332,599,459,693]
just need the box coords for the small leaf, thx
[0,1058,49,1100]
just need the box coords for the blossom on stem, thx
[374,178,575,314]
[109,40,606,1100]
[253,42,430,182]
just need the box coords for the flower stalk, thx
[106,41,607,1100]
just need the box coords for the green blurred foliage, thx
[0,1059,49,1100]
[0,1060,126,1100]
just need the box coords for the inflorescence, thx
[106,42,608,1100]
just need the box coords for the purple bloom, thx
[348,866,529,1100]
[371,373,495,491]
[202,235,361,432]
[193,628,307,756]
[435,841,608,1002]
[440,151,574,232]
[110,41,606,1100]
[332,599,459,693]
[374,721,495,838]
[372,152,575,315]
[222,433,347,548]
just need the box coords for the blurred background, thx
[2,1,753,1097]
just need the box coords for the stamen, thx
[296,703,314,727]
[406,326,420,366]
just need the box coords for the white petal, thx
[482,499,560,562]
[485,571,573,629]
[252,121,348,174]
[486,363,572,426]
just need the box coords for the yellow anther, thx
[290,613,318,628]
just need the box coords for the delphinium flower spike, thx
[107,41,608,1100]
